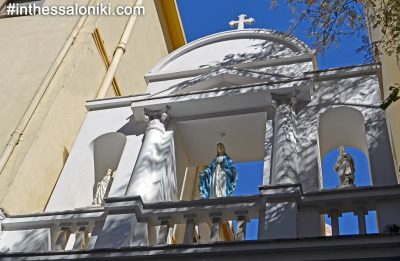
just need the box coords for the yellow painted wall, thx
[0,12,80,157]
[115,0,170,95]
[368,6,400,178]
[0,0,185,214]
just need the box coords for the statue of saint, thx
[92,169,114,206]
[198,143,237,199]
[334,146,355,188]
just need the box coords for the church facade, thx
[0,21,400,260]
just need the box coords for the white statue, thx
[334,146,355,188]
[92,169,114,206]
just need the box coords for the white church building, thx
[1,18,400,260]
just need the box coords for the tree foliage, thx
[272,0,400,109]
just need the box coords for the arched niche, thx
[318,106,372,187]
[322,146,372,189]
[91,132,127,198]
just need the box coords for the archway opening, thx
[318,106,372,188]
[92,132,127,203]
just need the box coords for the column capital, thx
[144,109,169,133]
[271,93,298,108]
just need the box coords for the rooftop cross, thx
[229,14,255,30]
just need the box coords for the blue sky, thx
[177,0,367,69]
[176,1,376,238]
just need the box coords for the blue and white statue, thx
[198,143,237,199]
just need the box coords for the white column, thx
[261,98,299,240]
[125,111,173,202]
[97,111,174,249]
[271,98,298,185]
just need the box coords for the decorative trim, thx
[155,0,186,52]
[92,28,122,96]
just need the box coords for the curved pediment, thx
[149,29,313,74]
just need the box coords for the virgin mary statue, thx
[198,143,237,199]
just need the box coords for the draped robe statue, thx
[92,169,114,206]
[334,146,355,188]
[198,143,237,199]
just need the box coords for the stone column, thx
[96,110,177,248]
[126,110,175,203]
[126,110,176,246]
[271,97,298,185]
[260,96,299,240]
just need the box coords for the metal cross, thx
[229,14,255,30]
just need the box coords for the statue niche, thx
[334,146,355,188]
[198,143,238,199]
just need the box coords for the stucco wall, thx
[46,106,142,211]
[368,5,400,178]
[0,2,82,154]
[296,72,397,192]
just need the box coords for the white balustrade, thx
[1,185,400,252]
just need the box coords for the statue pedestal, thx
[338,184,356,189]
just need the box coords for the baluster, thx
[72,226,89,250]
[86,222,102,249]
[157,220,170,245]
[54,227,71,251]
[355,208,367,235]
[210,214,221,242]
[328,209,341,236]
[183,218,195,244]
[236,215,247,240]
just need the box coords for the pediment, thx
[157,67,295,95]
[146,29,315,96]
[149,29,312,75]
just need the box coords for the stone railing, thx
[297,185,400,236]
[1,184,400,253]
[105,194,267,244]
[1,208,105,252]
